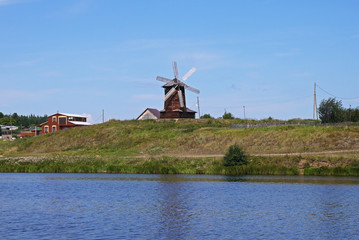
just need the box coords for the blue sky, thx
[1,0,358,122]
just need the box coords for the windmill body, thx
[156,62,199,119]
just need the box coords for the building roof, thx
[147,108,161,118]
[69,121,92,126]
[0,125,18,130]
[50,113,88,118]
[137,108,160,120]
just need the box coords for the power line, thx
[317,84,359,100]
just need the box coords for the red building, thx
[20,127,41,138]
[40,113,91,134]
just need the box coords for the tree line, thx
[0,112,48,128]
[200,98,359,124]
[318,98,359,123]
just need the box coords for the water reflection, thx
[43,174,359,185]
[2,173,359,240]
[155,176,192,239]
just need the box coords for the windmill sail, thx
[178,89,184,107]
[156,76,172,83]
[182,67,196,81]
[172,61,179,80]
[163,87,176,101]
[181,82,200,94]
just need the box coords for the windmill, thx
[156,61,200,118]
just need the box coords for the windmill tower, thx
[156,61,200,118]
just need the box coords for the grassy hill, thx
[1,119,359,175]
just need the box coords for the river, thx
[1,173,359,239]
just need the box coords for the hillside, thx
[1,119,359,175]
[0,118,358,156]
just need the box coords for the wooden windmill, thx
[156,61,200,118]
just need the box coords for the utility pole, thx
[102,109,105,123]
[197,97,201,119]
[313,82,318,120]
[243,106,246,119]
[10,113,12,138]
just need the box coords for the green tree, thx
[222,111,234,119]
[223,144,248,166]
[0,116,11,125]
[351,108,359,122]
[200,114,213,119]
[319,98,345,123]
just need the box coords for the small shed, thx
[137,108,160,120]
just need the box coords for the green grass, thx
[0,155,300,175]
[2,119,359,156]
[304,167,359,176]
[1,154,358,176]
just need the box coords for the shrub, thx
[222,111,234,119]
[201,114,214,119]
[223,144,248,166]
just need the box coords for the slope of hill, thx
[1,119,359,175]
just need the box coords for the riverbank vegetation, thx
[1,118,359,176]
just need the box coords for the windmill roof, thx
[162,80,182,87]
[186,108,197,113]
[160,108,196,113]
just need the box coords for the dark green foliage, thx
[223,165,299,176]
[318,98,359,123]
[200,114,214,119]
[319,98,345,123]
[223,144,248,166]
[222,111,234,119]
[345,107,359,122]
[0,112,47,128]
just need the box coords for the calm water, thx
[1,174,359,240]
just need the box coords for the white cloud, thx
[0,89,62,107]
[130,94,161,102]
[1,59,38,68]
[290,72,312,77]
[173,51,229,71]
[0,0,17,6]
[247,72,261,79]
[274,48,300,57]
[120,39,216,52]
[67,0,90,15]
[0,0,11,5]
[39,71,62,77]
[0,0,30,6]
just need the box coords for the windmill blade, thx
[182,67,196,81]
[163,87,176,102]
[172,61,179,80]
[156,76,172,83]
[182,82,200,94]
[178,89,184,108]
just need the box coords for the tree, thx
[350,108,359,122]
[223,144,248,166]
[222,111,234,119]
[318,98,345,123]
[0,116,11,125]
[200,114,213,119]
